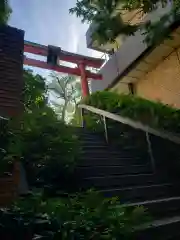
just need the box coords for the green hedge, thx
[5,106,80,191]
[1,191,149,239]
[83,91,180,133]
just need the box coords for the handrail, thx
[0,116,8,120]
[78,104,180,145]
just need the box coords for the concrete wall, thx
[111,82,130,94]
[90,29,146,92]
[136,48,180,108]
[90,3,172,93]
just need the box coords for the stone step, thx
[100,183,180,202]
[80,145,147,156]
[80,141,107,146]
[80,142,143,151]
[80,145,110,150]
[77,164,152,176]
[78,132,104,138]
[78,156,149,166]
[80,148,147,158]
[135,215,180,239]
[78,137,105,142]
[82,174,167,189]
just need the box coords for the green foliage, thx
[93,15,138,45]
[0,0,12,24]
[23,70,47,111]
[70,0,180,45]
[7,106,79,189]
[83,91,180,133]
[69,0,138,45]
[0,117,13,176]
[0,70,48,175]
[0,190,149,239]
[1,70,80,190]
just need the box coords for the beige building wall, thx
[111,82,130,94]
[136,48,180,108]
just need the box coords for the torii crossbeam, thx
[24,41,104,97]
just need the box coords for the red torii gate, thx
[0,25,104,117]
[24,41,104,97]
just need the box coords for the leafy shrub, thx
[6,106,80,191]
[0,70,48,177]
[23,69,47,111]
[0,190,149,239]
[83,91,180,133]
[0,117,14,176]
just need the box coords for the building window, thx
[128,83,136,95]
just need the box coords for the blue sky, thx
[9,0,101,76]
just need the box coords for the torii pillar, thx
[78,62,90,97]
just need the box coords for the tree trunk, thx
[62,101,68,122]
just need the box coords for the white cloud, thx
[67,20,79,53]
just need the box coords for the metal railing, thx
[78,104,180,173]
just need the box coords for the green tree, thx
[2,70,48,158]
[0,70,48,173]
[0,0,12,24]
[48,74,81,121]
[5,70,79,188]
[23,69,47,112]
[69,0,180,45]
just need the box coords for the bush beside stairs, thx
[76,128,180,239]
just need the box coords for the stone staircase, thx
[77,128,180,239]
